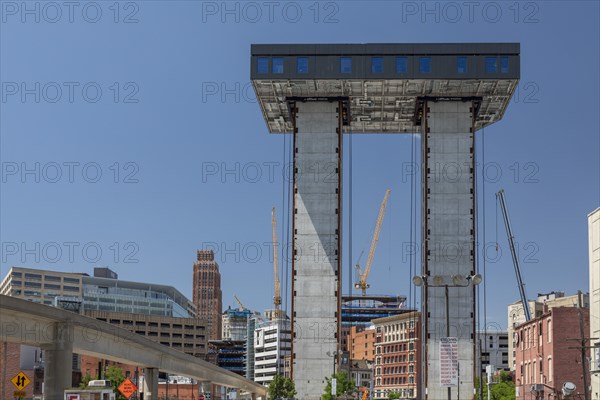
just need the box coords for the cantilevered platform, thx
[251,43,519,133]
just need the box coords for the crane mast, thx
[355,189,391,296]
[272,207,282,311]
[497,189,532,321]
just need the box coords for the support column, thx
[43,322,73,400]
[143,368,158,400]
[421,100,476,400]
[291,100,342,400]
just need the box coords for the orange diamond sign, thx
[118,378,138,399]
[11,372,31,390]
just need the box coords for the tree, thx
[104,365,127,400]
[475,371,516,400]
[79,372,93,389]
[387,393,401,399]
[322,372,356,400]
[268,375,296,399]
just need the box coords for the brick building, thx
[372,311,420,400]
[514,306,590,400]
[193,250,223,341]
[348,325,376,362]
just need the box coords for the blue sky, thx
[1,1,598,330]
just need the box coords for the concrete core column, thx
[421,100,476,400]
[143,368,158,400]
[43,322,73,400]
[291,101,342,400]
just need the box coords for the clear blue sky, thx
[1,1,598,330]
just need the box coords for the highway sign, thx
[11,372,31,390]
[118,378,138,399]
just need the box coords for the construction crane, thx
[354,189,391,296]
[234,294,246,310]
[272,207,282,312]
[497,189,532,322]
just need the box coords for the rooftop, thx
[251,43,519,133]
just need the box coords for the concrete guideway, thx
[0,294,266,400]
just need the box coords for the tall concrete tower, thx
[193,250,222,341]
[251,43,519,400]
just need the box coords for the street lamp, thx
[412,273,483,400]
[326,350,339,376]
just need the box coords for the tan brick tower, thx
[193,250,222,341]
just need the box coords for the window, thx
[257,57,269,74]
[371,57,384,73]
[485,57,497,73]
[548,357,552,381]
[297,57,309,74]
[396,57,408,74]
[500,56,509,73]
[457,56,467,73]
[272,57,284,74]
[419,57,431,73]
[340,57,352,73]
[64,277,79,283]
[547,319,552,342]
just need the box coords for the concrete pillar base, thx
[143,368,158,400]
[42,322,73,400]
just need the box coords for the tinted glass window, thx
[500,56,509,73]
[457,56,467,73]
[272,57,284,74]
[340,57,352,73]
[485,57,497,73]
[419,57,431,73]
[296,57,309,74]
[371,57,384,73]
[257,57,269,74]
[396,57,408,74]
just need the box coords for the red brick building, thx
[514,306,590,400]
[372,311,420,400]
[348,325,377,362]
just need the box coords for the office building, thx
[254,317,291,386]
[476,330,509,375]
[193,250,222,340]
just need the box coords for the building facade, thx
[222,307,252,341]
[514,306,590,400]
[372,312,420,400]
[193,250,223,341]
[508,292,589,371]
[476,330,509,375]
[254,317,292,386]
[590,207,600,400]
[348,325,376,362]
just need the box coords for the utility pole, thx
[578,291,590,400]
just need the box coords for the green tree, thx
[104,365,127,400]
[322,372,356,400]
[79,372,93,389]
[475,371,516,400]
[388,393,401,399]
[268,375,296,399]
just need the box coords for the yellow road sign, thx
[11,372,31,390]
[14,390,27,397]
